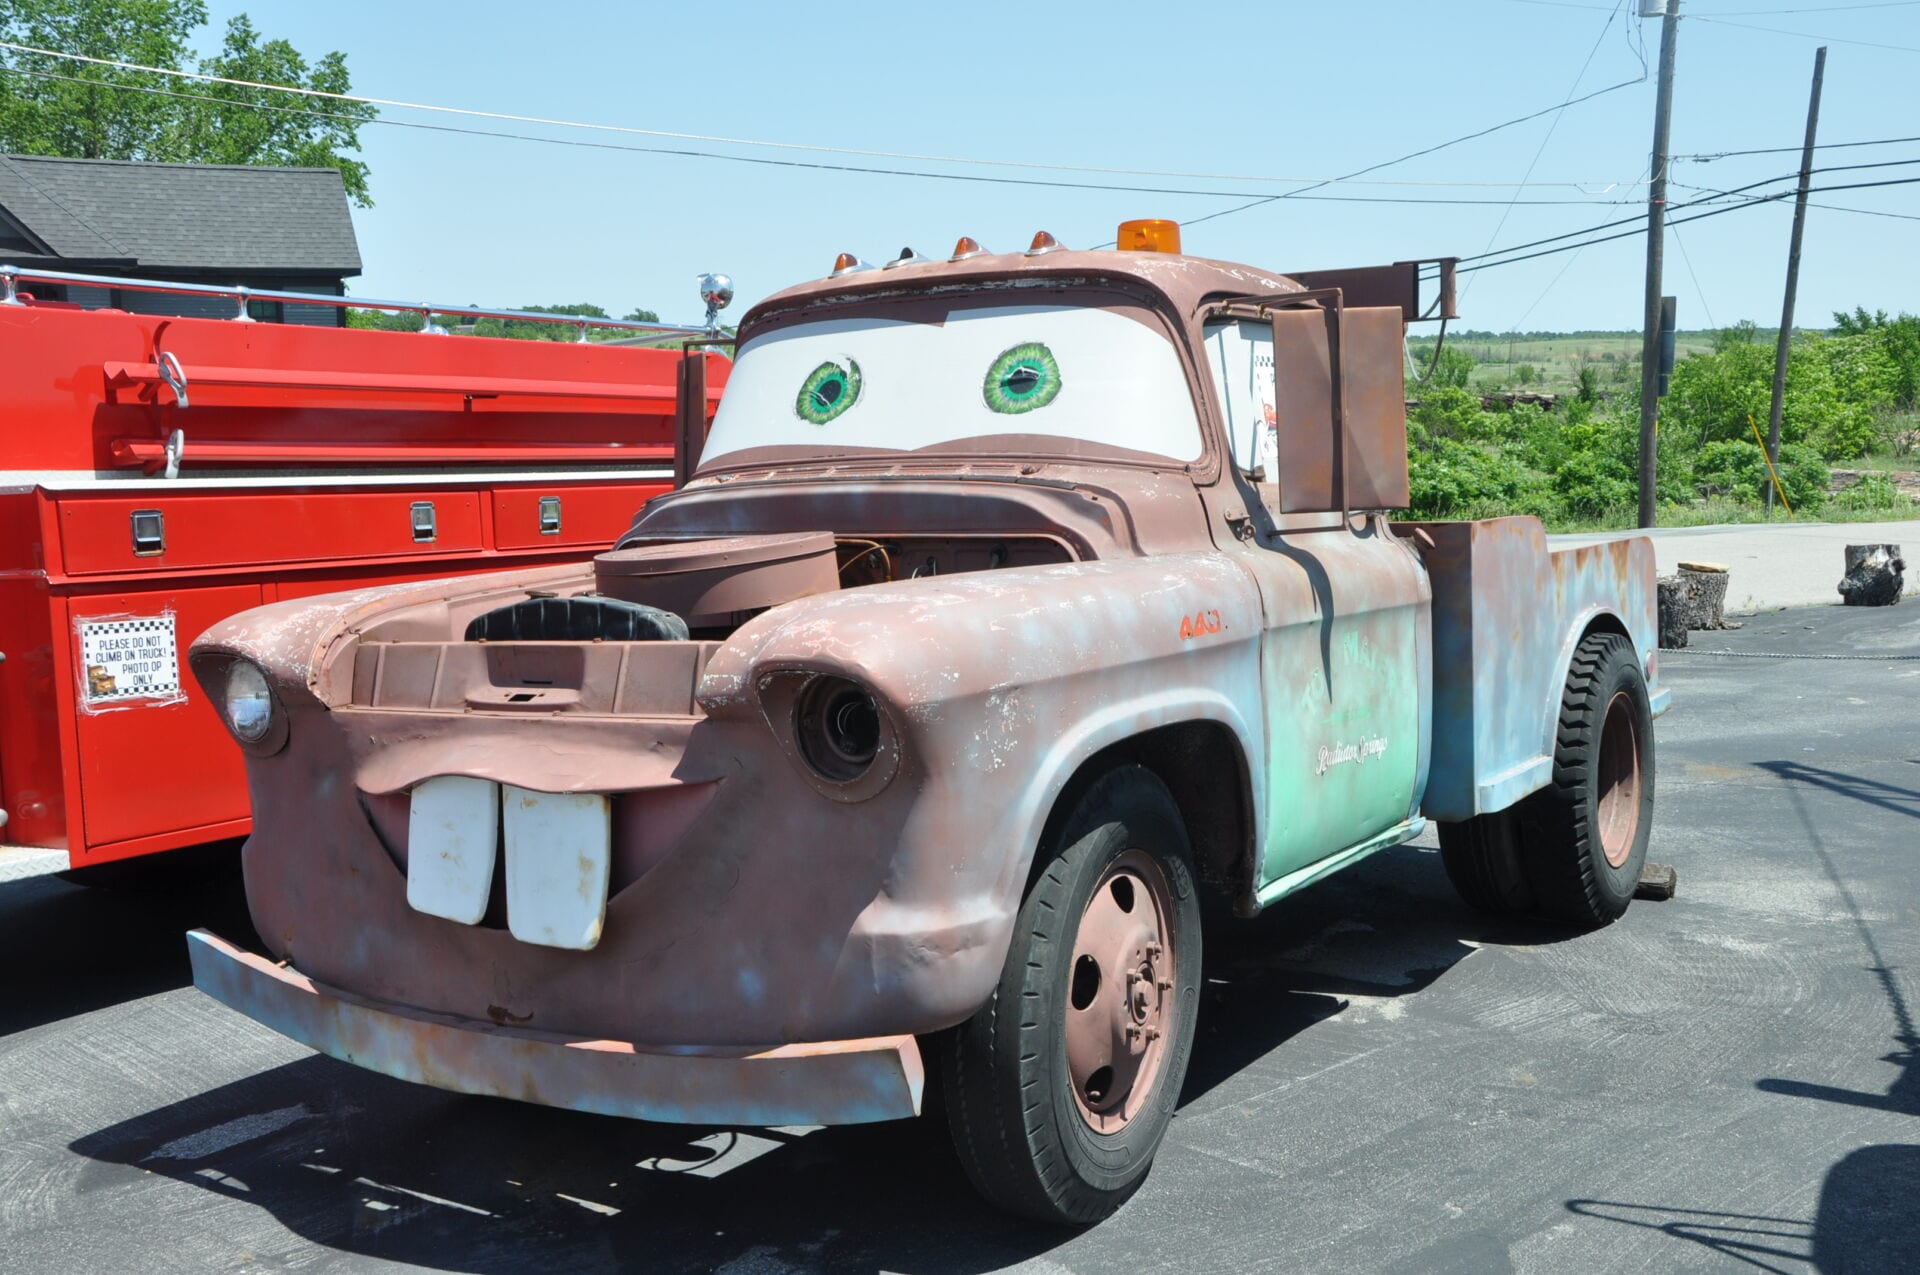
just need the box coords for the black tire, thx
[1438,810,1534,914]
[1518,631,1655,925]
[939,765,1202,1226]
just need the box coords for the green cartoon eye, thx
[796,359,861,425]
[982,343,1061,414]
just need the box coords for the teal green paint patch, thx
[1259,606,1422,887]
[1254,818,1427,908]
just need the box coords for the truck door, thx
[1202,313,1430,896]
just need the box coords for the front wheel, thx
[939,765,1201,1225]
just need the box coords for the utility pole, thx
[1765,46,1826,514]
[1637,0,1682,529]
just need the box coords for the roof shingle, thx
[0,154,360,274]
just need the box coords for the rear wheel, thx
[940,766,1201,1225]
[1518,631,1654,925]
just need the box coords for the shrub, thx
[1408,432,1549,519]
[1774,442,1830,512]
[1576,364,1601,403]
[1553,448,1636,520]
[1421,344,1476,390]
[1695,439,1767,500]
[1411,386,1497,441]
[1834,471,1911,514]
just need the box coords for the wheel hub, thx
[1065,850,1178,1133]
[1596,689,1643,869]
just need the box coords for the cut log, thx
[1656,576,1690,649]
[1838,543,1906,607]
[1674,565,1731,630]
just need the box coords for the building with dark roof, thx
[0,154,362,325]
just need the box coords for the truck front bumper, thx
[186,929,924,1126]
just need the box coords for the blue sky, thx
[201,1,1918,332]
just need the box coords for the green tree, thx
[1421,343,1476,390]
[0,1,376,205]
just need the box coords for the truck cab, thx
[185,223,1665,1226]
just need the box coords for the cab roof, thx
[744,247,1308,328]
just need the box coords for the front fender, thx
[700,553,1266,1021]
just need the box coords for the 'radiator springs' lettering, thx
[1315,735,1388,776]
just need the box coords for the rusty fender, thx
[701,550,1268,1010]
[1410,518,1668,822]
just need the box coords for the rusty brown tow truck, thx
[186,222,1668,1225]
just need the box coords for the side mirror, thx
[1268,302,1409,516]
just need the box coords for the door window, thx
[1202,319,1277,479]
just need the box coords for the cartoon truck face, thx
[187,227,1666,1225]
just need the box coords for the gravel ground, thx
[1,603,1916,1273]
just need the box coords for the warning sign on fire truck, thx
[77,614,182,708]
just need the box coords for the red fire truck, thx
[0,266,729,884]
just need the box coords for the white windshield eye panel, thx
[701,304,1204,465]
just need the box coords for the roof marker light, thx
[883,247,930,270]
[830,252,874,278]
[1026,230,1066,256]
[950,236,987,261]
[1116,218,1181,254]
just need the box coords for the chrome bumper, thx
[186,929,924,1126]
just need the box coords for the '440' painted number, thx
[1179,609,1223,640]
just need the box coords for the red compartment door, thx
[70,584,262,852]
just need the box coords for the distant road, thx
[1552,517,1920,612]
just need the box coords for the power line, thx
[0,38,1637,192]
[1690,14,1920,52]
[1172,72,1649,234]
[1708,2,1920,12]
[1455,157,1920,267]
[0,67,1660,207]
[1465,0,1630,304]
[1459,172,1920,272]
[1678,133,1920,160]
[1668,220,1719,329]
[1458,170,1800,264]
[1675,178,1920,219]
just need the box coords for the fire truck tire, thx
[1437,811,1534,914]
[938,765,1201,1226]
[1519,631,1654,926]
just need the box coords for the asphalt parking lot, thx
[2,602,1916,1274]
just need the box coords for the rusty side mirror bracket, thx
[1208,288,1349,526]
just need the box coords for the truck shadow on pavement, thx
[64,842,1580,1273]
[0,853,256,1037]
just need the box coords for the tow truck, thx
[0,267,726,884]
[183,222,1666,1224]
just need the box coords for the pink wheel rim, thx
[1064,849,1178,1134]
[1597,690,1642,869]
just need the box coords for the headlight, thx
[224,661,275,742]
[793,675,881,783]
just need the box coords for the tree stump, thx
[1839,544,1905,607]
[1656,576,1689,649]
[1674,562,1733,630]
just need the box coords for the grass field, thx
[1407,330,1728,397]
